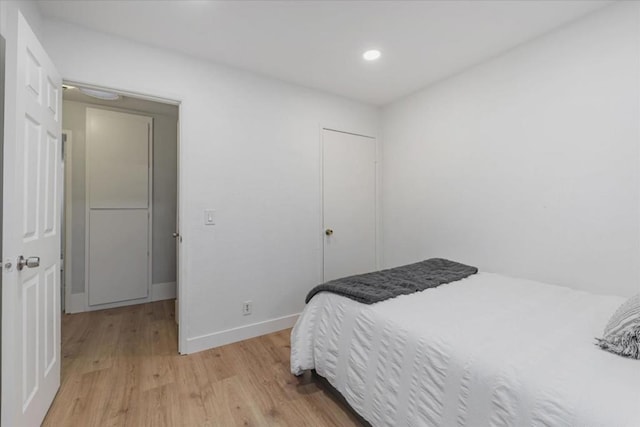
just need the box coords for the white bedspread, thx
[291,273,640,426]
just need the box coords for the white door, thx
[2,12,62,426]
[86,108,152,307]
[322,129,376,281]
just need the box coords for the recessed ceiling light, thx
[363,49,381,61]
[78,87,120,101]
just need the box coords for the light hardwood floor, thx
[43,300,362,426]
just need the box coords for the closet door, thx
[322,129,377,282]
[86,108,152,306]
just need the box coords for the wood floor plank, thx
[43,300,364,426]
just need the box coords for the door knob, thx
[172,232,180,238]
[17,256,40,271]
[325,229,334,236]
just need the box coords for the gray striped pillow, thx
[596,294,640,359]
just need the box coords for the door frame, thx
[318,125,381,283]
[62,130,73,313]
[61,80,186,353]
[0,32,4,422]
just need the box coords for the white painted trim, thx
[62,130,73,314]
[321,127,376,139]
[64,293,85,314]
[63,80,181,107]
[184,313,300,354]
[151,281,176,301]
[62,80,186,353]
[318,125,325,284]
[64,281,175,314]
[176,113,186,353]
[375,129,383,271]
[84,295,150,312]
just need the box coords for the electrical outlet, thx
[242,301,253,316]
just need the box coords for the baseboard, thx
[184,312,300,354]
[65,292,86,314]
[83,295,152,312]
[151,281,176,301]
[65,282,176,313]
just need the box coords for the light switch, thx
[204,209,215,225]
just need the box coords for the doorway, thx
[60,84,180,315]
[322,128,378,282]
[2,14,183,425]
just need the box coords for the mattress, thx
[291,272,640,426]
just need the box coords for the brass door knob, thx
[325,229,334,236]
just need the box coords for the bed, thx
[291,271,640,426]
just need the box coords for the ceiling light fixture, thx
[363,49,381,61]
[78,87,120,101]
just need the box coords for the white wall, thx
[62,100,178,297]
[382,2,640,298]
[0,1,43,43]
[41,19,379,352]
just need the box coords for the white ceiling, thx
[38,0,611,105]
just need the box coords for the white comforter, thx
[291,273,640,427]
